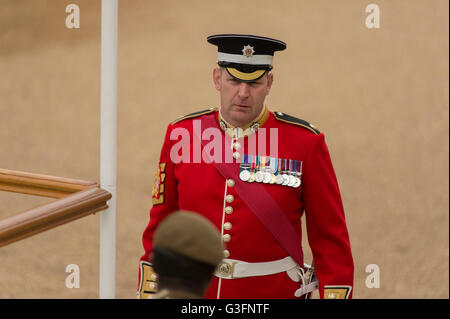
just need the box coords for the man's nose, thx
[238,82,250,99]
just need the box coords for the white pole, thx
[100,0,118,299]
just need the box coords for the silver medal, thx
[282,174,290,185]
[294,160,302,188]
[293,177,301,188]
[240,169,250,182]
[255,171,264,183]
[288,175,296,187]
[263,172,272,183]
[276,174,284,184]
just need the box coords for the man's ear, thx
[265,72,274,95]
[213,67,222,91]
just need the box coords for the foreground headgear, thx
[207,34,286,82]
[153,210,224,267]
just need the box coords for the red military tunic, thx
[138,106,354,299]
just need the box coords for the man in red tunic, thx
[137,34,354,299]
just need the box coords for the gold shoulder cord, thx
[171,107,218,125]
[273,111,320,135]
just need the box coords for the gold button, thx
[227,179,235,187]
[226,194,234,203]
[224,206,233,214]
[232,142,241,150]
[223,234,231,242]
[224,222,232,230]
[233,152,240,160]
[223,250,230,258]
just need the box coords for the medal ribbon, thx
[250,155,255,173]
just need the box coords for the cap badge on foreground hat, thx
[242,45,255,57]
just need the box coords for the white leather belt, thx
[214,257,318,297]
[215,256,297,279]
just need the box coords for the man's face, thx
[213,67,273,128]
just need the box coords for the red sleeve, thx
[303,133,354,299]
[137,123,179,296]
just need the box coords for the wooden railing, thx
[0,168,111,248]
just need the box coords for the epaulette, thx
[171,107,218,125]
[273,111,320,135]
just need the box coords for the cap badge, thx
[242,44,255,57]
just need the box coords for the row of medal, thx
[239,155,302,188]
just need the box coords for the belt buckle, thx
[218,260,237,279]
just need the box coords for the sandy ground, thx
[0,0,448,298]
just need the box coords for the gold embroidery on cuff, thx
[324,286,352,299]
